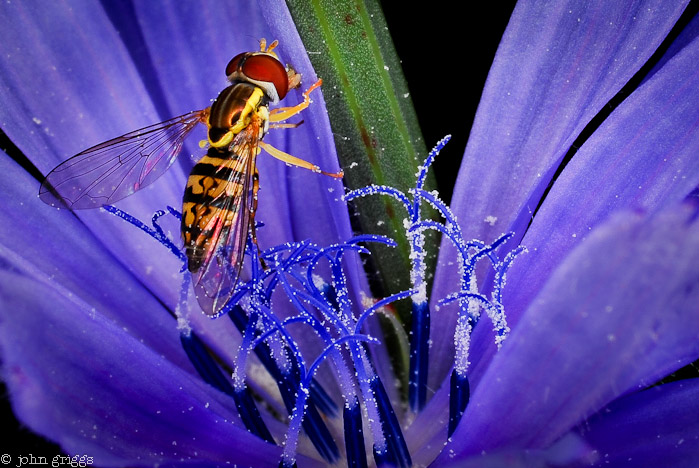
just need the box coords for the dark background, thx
[381,2,518,202]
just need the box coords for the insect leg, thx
[249,166,267,270]
[269,121,303,130]
[258,141,343,178]
[269,79,322,122]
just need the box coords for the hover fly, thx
[39,39,343,316]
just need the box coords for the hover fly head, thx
[225,39,299,104]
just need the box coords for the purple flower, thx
[1,1,698,467]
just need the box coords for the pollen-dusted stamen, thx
[346,137,451,413]
[104,135,522,467]
[237,244,341,464]
[346,137,523,439]
[102,204,187,266]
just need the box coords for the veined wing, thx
[40,109,209,209]
[182,127,260,316]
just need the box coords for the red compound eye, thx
[241,54,289,100]
[225,52,246,77]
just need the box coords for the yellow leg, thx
[269,79,323,123]
[270,122,303,130]
[259,141,344,178]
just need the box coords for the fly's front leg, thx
[269,79,322,123]
[265,78,343,179]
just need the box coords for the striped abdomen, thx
[181,81,267,273]
[181,147,250,273]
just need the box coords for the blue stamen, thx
[415,136,450,188]
[344,139,455,417]
[179,331,274,443]
[278,376,339,464]
[370,376,412,468]
[243,255,342,464]
[150,209,167,238]
[409,300,430,412]
[281,329,377,468]
[345,184,413,213]
[344,396,369,468]
[233,309,262,390]
[448,368,470,438]
[355,288,417,334]
[227,305,339,461]
[101,204,186,264]
[166,205,182,219]
[438,291,491,309]
[104,135,523,468]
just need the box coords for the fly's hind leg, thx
[258,141,344,178]
[269,79,323,123]
[249,167,267,270]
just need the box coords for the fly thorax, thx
[208,83,267,149]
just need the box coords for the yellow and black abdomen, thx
[181,82,266,273]
[181,148,248,272]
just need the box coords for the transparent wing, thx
[187,131,259,316]
[40,109,209,209]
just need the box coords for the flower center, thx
[103,136,523,467]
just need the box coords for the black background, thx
[381,2,518,203]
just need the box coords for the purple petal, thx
[0,3,194,304]
[436,433,595,468]
[434,203,699,462]
[498,15,699,354]
[446,0,688,243]
[0,153,188,363]
[429,0,691,388]
[0,271,325,467]
[577,378,699,467]
[123,1,270,118]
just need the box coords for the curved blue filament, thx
[102,135,525,468]
[438,291,492,309]
[345,184,413,214]
[101,204,186,264]
[412,135,451,216]
[246,303,340,463]
[280,333,378,468]
[354,288,418,334]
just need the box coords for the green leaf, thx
[287,0,437,321]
